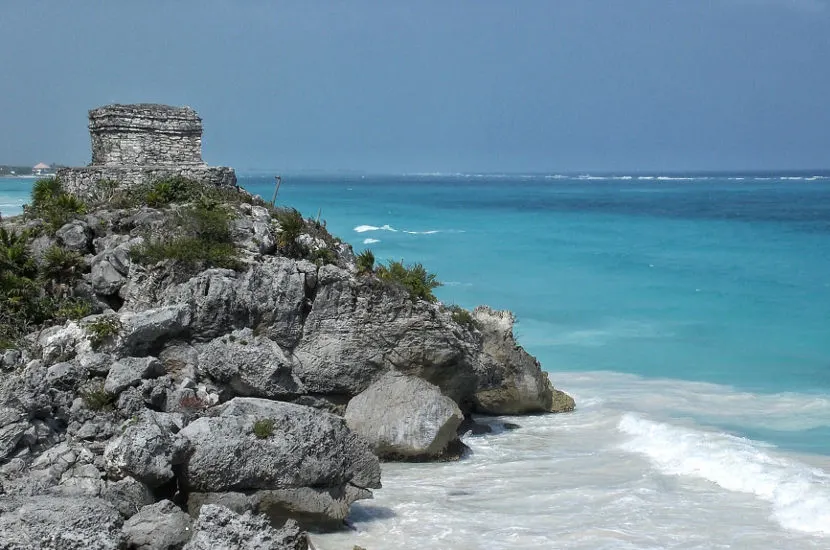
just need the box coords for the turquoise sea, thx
[3,173,830,548]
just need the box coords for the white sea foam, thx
[353,224,397,233]
[403,229,440,235]
[618,413,830,535]
[314,372,830,549]
[362,238,380,244]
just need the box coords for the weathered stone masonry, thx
[58,103,236,197]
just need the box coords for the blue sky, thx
[1,1,828,173]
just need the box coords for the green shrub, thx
[447,304,477,329]
[28,178,87,232]
[274,208,307,258]
[253,418,275,439]
[85,316,122,350]
[143,176,200,207]
[0,228,49,347]
[311,247,337,267]
[54,298,93,321]
[355,249,375,274]
[31,177,62,210]
[81,384,114,411]
[41,246,85,286]
[376,260,441,303]
[0,227,36,277]
[130,201,240,271]
[89,179,119,204]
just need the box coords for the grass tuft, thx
[253,418,275,439]
[376,260,441,303]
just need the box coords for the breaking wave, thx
[618,413,830,535]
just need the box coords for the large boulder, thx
[0,495,126,549]
[56,220,93,252]
[472,306,574,414]
[104,411,187,488]
[91,256,127,296]
[183,504,306,550]
[123,499,193,550]
[345,374,464,460]
[178,398,380,529]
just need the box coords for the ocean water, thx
[3,173,830,548]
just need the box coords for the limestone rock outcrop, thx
[1,107,574,547]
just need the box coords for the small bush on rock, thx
[376,260,441,303]
[253,418,275,439]
[131,201,240,271]
[356,249,375,274]
[311,247,337,267]
[1,228,92,348]
[81,384,114,411]
[447,304,477,329]
[143,175,203,207]
[41,246,85,288]
[27,178,87,232]
[85,316,122,350]
[274,208,307,258]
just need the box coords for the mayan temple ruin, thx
[57,103,236,197]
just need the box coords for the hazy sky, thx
[1,1,828,173]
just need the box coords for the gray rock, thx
[472,306,573,414]
[46,361,84,388]
[123,500,192,550]
[158,343,199,381]
[0,406,27,461]
[345,374,464,459]
[100,477,155,518]
[232,209,276,255]
[180,399,380,493]
[183,504,306,550]
[292,266,479,400]
[125,208,166,232]
[92,257,128,296]
[196,330,303,399]
[104,356,165,395]
[38,321,87,364]
[104,411,187,488]
[119,306,192,355]
[56,220,93,252]
[187,486,367,532]
[155,258,309,347]
[0,495,126,549]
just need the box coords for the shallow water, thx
[4,173,830,548]
[315,372,830,549]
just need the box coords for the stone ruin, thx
[57,103,236,197]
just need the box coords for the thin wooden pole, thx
[270,175,282,207]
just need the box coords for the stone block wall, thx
[89,104,204,166]
[57,103,237,199]
[57,166,237,199]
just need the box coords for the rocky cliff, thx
[0,176,573,549]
